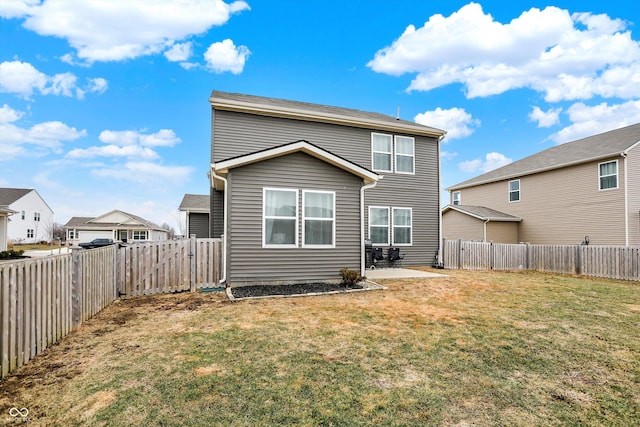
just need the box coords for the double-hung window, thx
[395,136,415,174]
[34,212,40,221]
[369,207,390,245]
[263,188,298,247]
[509,179,520,202]
[599,160,618,190]
[393,208,412,245]
[452,191,461,205]
[303,190,335,247]
[372,133,393,172]
[132,230,147,240]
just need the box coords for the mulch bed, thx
[230,282,364,299]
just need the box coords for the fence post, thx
[575,244,582,276]
[71,249,83,330]
[190,234,197,292]
[457,239,463,270]
[441,238,446,268]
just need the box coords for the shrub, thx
[339,267,363,287]
[0,249,25,259]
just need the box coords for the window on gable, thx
[369,207,389,245]
[27,229,34,238]
[21,211,25,220]
[371,133,393,172]
[263,188,298,247]
[509,179,520,202]
[34,212,40,222]
[452,191,461,205]
[303,190,335,247]
[599,160,618,190]
[395,136,415,174]
[393,208,412,245]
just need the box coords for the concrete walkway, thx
[365,268,447,280]
[23,247,71,257]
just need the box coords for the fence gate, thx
[116,238,222,296]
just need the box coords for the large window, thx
[263,188,298,247]
[132,230,147,240]
[393,208,412,245]
[599,160,618,190]
[303,191,335,247]
[369,207,389,245]
[395,136,415,174]
[509,179,520,202]
[372,133,392,172]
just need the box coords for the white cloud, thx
[204,39,250,74]
[0,111,87,160]
[92,161,193,185]
[98,129,181,147]
[549,100,640,144]
[67,145,159,160]
[529,106,561,128]
[440,151,458,161]
[0,60,108,99]
[368,3,640,101]
[459,152,512,174]
[2,0,250,63]
[0,0,39,19]
[164,42,193,62]
[414,107,480,140]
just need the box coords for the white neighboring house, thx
[64,210,169,246]
[0,188,54,244]
[1,206,17,251]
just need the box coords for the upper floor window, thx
[303,190,335,247]
[21,211,25,220]
[395,136,415,174]
[599,160,618,190]
[452,191,461,205]
[372,133,392,172]
[509,179,520,202]
[34,212,40,222]
[263,188,298,247]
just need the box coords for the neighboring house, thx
[64,210,169,245]
[178,194,210,238]
[208,90,446,287]
[0,188,54,244]
[442,205,522,243]
[444,123,640,246]
[0,206,17,251]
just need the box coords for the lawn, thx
[1,269,638,426]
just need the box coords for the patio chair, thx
[388,247,404,267]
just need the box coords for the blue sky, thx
[1,0,639,233]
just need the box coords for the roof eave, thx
[209,97,446,138]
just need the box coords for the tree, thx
[161,222,176,239]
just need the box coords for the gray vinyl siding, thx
[628,145,640,245]
[188,213,209,238]
[226,152,362,286]
[210,189,224,238]
[457,159,627,245]
[212,110,441,266]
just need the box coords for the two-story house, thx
[443,123,640,246]
[0,188,54,244]
[208,91,446,287]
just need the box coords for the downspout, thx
[483,219,489,242]
[210,167,228,285]
[360,180,379,277]
[622,153,629,246]
[437,134,446,266]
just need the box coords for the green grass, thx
[1,270,638,426]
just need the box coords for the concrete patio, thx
[365,268,447,280]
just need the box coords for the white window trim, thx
[394,135,415,175]
[371,132,393,173]
[263,187,299,248]
[302,190,336,248]
[508,179,520,203]
[392,207,413,246]
[452,191,461,205]
[369,206,390,246]
[598,160,618,191]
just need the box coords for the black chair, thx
[388,247,404,266]
[372,247,385,265]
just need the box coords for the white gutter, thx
[437,134,445,266]
[360,180,379,277]
[209,168,228,285]
[622,153,629,246]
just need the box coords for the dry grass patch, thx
[0,269,638,426]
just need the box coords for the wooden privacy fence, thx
[1,237,223,379]
[443,239,640,281]
[1,246,117,379]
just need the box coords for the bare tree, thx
[161,222,176,239]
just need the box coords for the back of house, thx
[208,91,446,286]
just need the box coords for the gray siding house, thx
[444,122,640,246]
[209,91,446,287]
[179,194,210,238]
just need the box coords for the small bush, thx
[0,249,25,259]
[339,267,363,287]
